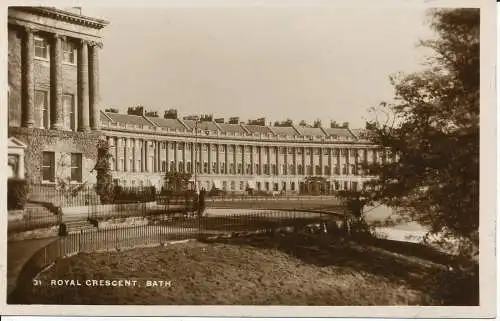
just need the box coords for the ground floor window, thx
[291,182,296,191]
[42,151,55,182]
[70,153,82,182]
[265,182,269,191]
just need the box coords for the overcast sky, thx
[83,6,434,128]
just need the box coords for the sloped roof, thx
[295,126,325,137]
[323,127,355,139]
[270,126,299,136]
[216,123,247,135]
[243,124,273,135]
[182,119,220,132]
[147,117,187,131]
[103,112,151,127]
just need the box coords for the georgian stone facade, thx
[7,7,109,185]
[8,7,388,194]
[100,112,391,194]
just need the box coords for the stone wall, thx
[9,127,103,184]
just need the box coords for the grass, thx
[18,232,476,306]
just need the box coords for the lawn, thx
[19,233,476,306]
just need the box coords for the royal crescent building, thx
[8,7,393,195]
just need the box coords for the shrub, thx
[8,179,29,210]
[112,186,157,203]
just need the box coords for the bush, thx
[112,186,157,203]
[8,179,29,210]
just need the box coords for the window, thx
[119,158,124,172]
[265,182,270,191]
[271,164,277,175]
[34,37,49,59]
[324,165,330,175]
[297,149,303,155]
[212,145,216,152]
[246,164,251,174]
[291,182,296,191]
[342,164,348,175]
[170,161,175,172]
[237,163,242,174]
[222,181,227,191]
[315,165,321,175]
[70,153,82,182]
[239,181,244,190]
[289,165,295,175]
[129,158,133,171]
[42,152,55,182]
[324,149,330,156]
[263,164,269,175]
[178,162,184,172]
[212,162,217,173]
[186,144,191,151]
[203,162,208,173]
[178,143,184,150]
[137,160,141,171]
[220,162,225,173]
[62,40,76,64]
[230,181,236,190]
[306,148,311,155]
[63,94,76,130]
[297,164,303,175]
[255,164,259,174]
[35,90,49,128]
[203,145,208,151]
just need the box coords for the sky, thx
[83,6,434,129]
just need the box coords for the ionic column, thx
[89,41,102,130]
[207,143,212,174]
[173,141,178,172]
[77,39,90,131]
[233,145,237,175]
[216,144,220,174]
[266,146,270,175]
[250,146,254,175]
[22,26,35,128]
[328,148,333,176]
[115,137,119,171]
[284,147,288,175]
[182,143,186,172]
[319,147,323,175]
[123,138,128,172]
[242,145,245,175]
[51,33,64,130]
[258,146,262,175]
[224,145,229,174]
[302,147,306,175]
[293,147,297,174]
[190,142,195,173]
[276,146,280,175]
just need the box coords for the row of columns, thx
[110,136,386,176]
[21,25,101,131]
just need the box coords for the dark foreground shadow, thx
[200,232,479,306]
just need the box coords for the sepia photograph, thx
[1,0,496,317]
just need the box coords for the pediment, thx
[8,137,27,149]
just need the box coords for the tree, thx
[313,119,322,128]
[364,9,479,255]
[93,139,114,204]
[298,120,308,127]
[164,170,192,192]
